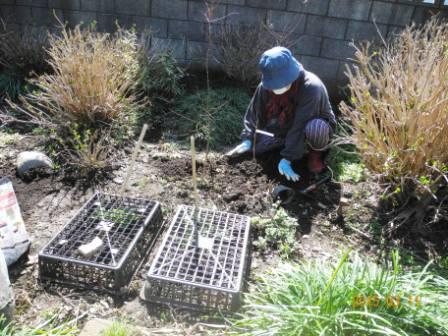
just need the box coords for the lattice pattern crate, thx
[142,205,251,311]
[39,193,163,293]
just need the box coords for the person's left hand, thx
[278,158,300,182]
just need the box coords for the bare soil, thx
[0,135,380,332]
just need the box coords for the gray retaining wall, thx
[1,0,447,98]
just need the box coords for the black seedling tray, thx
[142,205,251,311]
[39,193,163,293]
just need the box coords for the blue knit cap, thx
[259,47,304,90]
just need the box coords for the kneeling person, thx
[229,46,336,182]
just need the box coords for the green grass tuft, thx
[101,321,137,336]
[231,251,448,336]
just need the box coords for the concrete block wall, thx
[1,0,447,97]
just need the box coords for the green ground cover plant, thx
[251,204,300,259]
[173,87,250,149]
[231,251,448,336]
[327,145,366,183]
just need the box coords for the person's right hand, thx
[278,158,300,182]
[225,140,252,157]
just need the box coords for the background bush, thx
[213,22,297,87]
[172,87,250,149]
[340,18,448,195]
[0,22,48,100]
[231,251,448,336]
[136,47,185,130]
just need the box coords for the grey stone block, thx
[287,0,330,15]
[15,6,33,24]
[267,10,306,34]
[63,10,97,28]
[211,0,244,4]
[247,0,287,10]
[227,5,267,25]
[80,0,115,13]
[328,0,372,20]
[186,40,219,64]
[370,2,414,26]
[16,0,48,7]
[306,15,347,39]
[412,6,448,25]
[294,35,322,56]
[151,37,186,59]
[49,0,80,10]
[321,38,355,61]
[31,7,63,26]
[96,13,120,32]
[299,55,339,83]
[116,0,149,16]
[188,1,226,22]
[152,0,188,20]
[186,40,206,60]
[0,5,17,22]
[345,21,387,41]
[168,19,206,41]
[133,16,167,37]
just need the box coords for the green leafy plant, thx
[327,145,365,183]
[91,208,143,226]
[231,250,448,336]
[251,204,299,258]
[173,87,250,149]
[136,49,185,129]
[0,315,78,336]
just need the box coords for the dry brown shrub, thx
[213,22,297,86]
[3,24,144,173]
[340,18,448,194]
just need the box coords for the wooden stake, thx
[191,136,200,250]
[191,136,199,209]
[120,124,148,196]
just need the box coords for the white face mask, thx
[272,83,292,95]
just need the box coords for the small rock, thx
[223,191,242,202]
[343,191,353,198]
[340,197,350,206]
[113,177,124,184]
[177,190,189,198]
[16,151,53,179]
[302,234,310,239]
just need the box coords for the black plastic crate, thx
[142,205,251,311]
[39,193,163,293]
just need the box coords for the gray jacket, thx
[241,70,336,161]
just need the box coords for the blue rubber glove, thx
[278,158,300,182]
[226,140,252,156]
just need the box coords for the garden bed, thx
[0,135,366,330]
